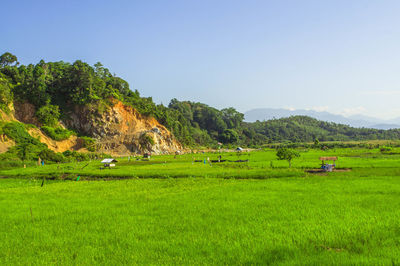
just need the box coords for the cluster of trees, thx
[0,52,142,124]
[163,100,266,146]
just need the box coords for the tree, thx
[276,147,300,168]
[220,129,239,143]
[0,52,19,67]
[221,107,244,129]
[314,138,320,148]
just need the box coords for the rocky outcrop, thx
[65,100,181,155]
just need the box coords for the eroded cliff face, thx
[0,100,180,155]
[65,100,182,155]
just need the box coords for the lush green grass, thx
[2,147,400,180]
[1,175,400,264]
[1,148,400,264]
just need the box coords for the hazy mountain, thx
[244,108,400,129]
[369,124,400,130]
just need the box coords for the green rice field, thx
[1,148,400,264]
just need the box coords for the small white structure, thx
[236,147,243,152]
[101,158,118,168]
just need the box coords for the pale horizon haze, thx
[2,0,400,119]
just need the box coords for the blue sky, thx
[2,0,400,119]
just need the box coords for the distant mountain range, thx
[244,108,400,130]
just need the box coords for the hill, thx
[244,116,400,143]
[0,52,183,161]
[244,108,400,129]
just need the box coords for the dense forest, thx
[1,52,400,159]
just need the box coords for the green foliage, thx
[0,122,64,162]
[0,73,13,112]
[167,99,253,146]
[139,133,155,151]
[276,147,300,167]
[220,129,239,143]
[81,136,96,152]
[2,122,40,144]
[36,104,60,126]
[0,52,18,67]
[41,126,74,141]
[314,138,320,147]
[38,149,65,162]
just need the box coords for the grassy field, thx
[1,148,400,264]
[2,147,400,180]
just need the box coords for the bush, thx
[38,149,65,162]
[62,150,88,161]
[139,133,155,149]
[41,126,74,141]
[2,122,41,145]
[36,104,60,126]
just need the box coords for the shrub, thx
[36,104,60,126]
[140,133,155,147]
[38,149,65,162]
[41,126,74,141]
[2,122,41,145]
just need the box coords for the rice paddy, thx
[1,148,400,264]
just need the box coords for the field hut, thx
[101,158,118,168]
[319,157,337,172]
[236,147,243,152]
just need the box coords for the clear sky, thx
[2,0,400,119]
